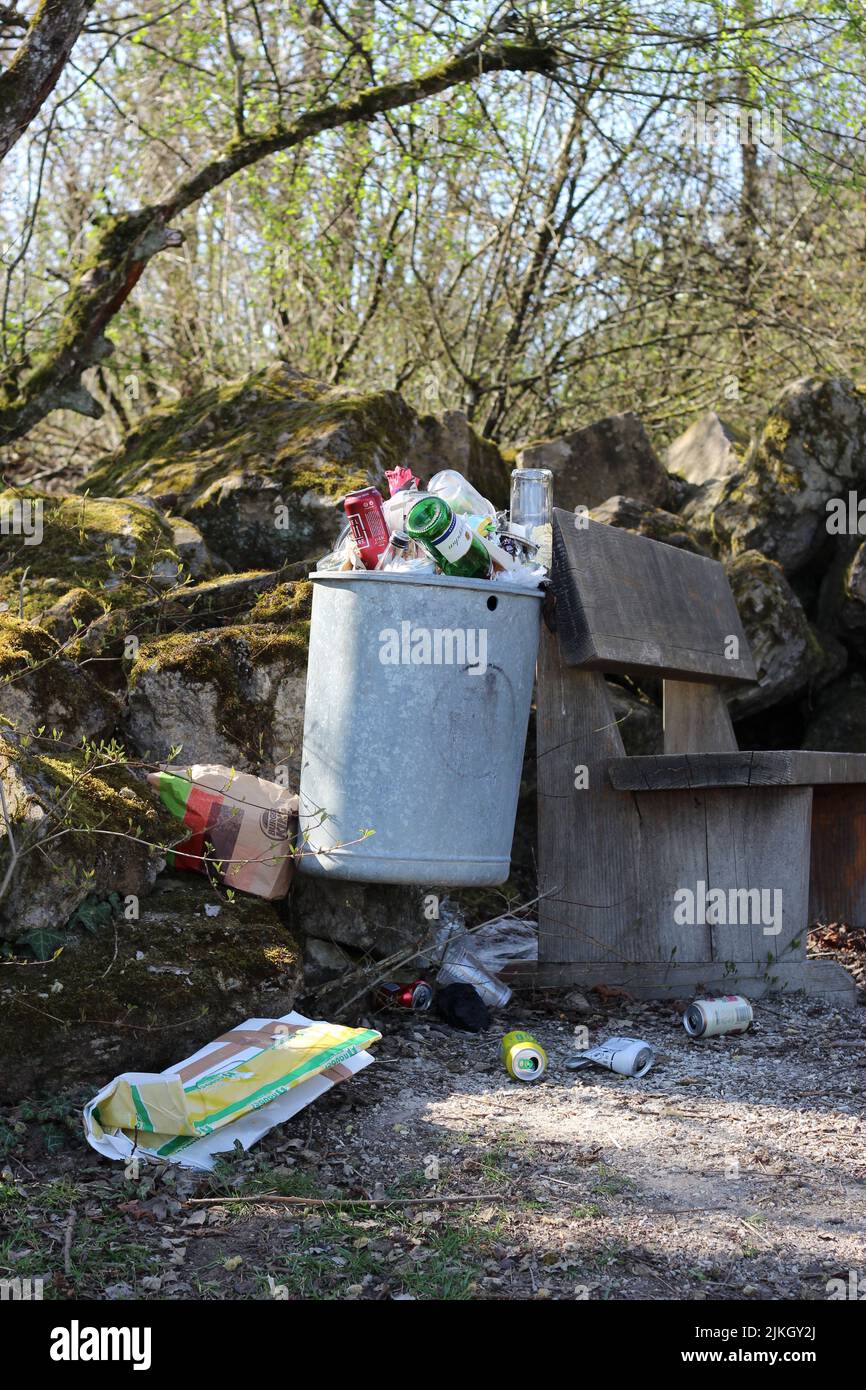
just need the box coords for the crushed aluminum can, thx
[566,1035,655,1078]
[375,980,433,1011]
[501,1030,547,1082]
[683,995,753,1038]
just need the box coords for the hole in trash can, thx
[487,596,498,611]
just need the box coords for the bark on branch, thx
[0,38,557,447]
[0,0,91,163]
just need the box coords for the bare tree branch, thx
[0,36,558,446]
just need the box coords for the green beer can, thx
[501,1030,547,1082]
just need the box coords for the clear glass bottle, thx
[375,530,411,570]
[510,467,553,569]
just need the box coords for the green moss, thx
[0,734,166,836]
[0,614,57,678]
[0,873,302,1092]
[248,580,312,624]
[83,364,410,505]
[0,489,180,619]
[38,587,107,641]
[184,569,275,592]
[131,622,308,684]
[0,614,120,742]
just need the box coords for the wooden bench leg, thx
[810,785,866,928]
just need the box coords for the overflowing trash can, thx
[297,569,543,885]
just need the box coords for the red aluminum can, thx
[344,487,389,569]
[375,980,433,1011]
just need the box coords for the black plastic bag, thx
[435,982,491,1033]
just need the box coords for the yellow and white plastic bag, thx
[83,1012,380,1170]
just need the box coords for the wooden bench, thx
[536,508,860,1003]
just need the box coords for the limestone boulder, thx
[516,412,672,513]
[83,364,416,570]
[803,675,866,752]
[667,412,750,539]
[817,538,866,657]
[405,410,511,509]
[710,378,866,572]
[725,551,844,719]
[126,613,310,777]
[0,730,176,941]
[590,495,710,556]
[291,877,432,959]
[0,615,119,742]
[0,489,184,620]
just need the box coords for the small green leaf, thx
[21,928,66,961]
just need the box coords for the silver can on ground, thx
[567,1035,656,1077]
[297,570,542,885]
[683,995,753,1038]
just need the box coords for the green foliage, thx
[19,928,65,961]
[1,2,866,462]
[67,890,123,935]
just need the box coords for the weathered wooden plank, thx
[551,508,757,684]
[527,957,857,1003]
[611,785,810,967]
[809,785,866,927]
[703,788,811,965]
[663,680,738,753]
[609,749,866,791]
[536,625,647,965]
[632,790,712,962]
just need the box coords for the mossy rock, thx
[83,364,416,569]
[0,488,182,620]
[516,412,672,512]
[38,587,106,643]
[669,412,750,538]
[710,378,866,573]
[248,579,312,624]
[404,409,511,509]
[590,495,710,556]
[0,732,178,941]
[291,878,431,958]
[0,614,120,743]
[816,538,866,658]
[725,550,844,719]
[0,872,302,1102]
[62,570,306,666]
[126,619,310,774]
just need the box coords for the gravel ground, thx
[306,987,866,1300]
[2,986,863,1301]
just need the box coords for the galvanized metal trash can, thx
[297,570,542,885]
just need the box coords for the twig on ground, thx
[186,1192,525,1209]
[63,1208,77,1276]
